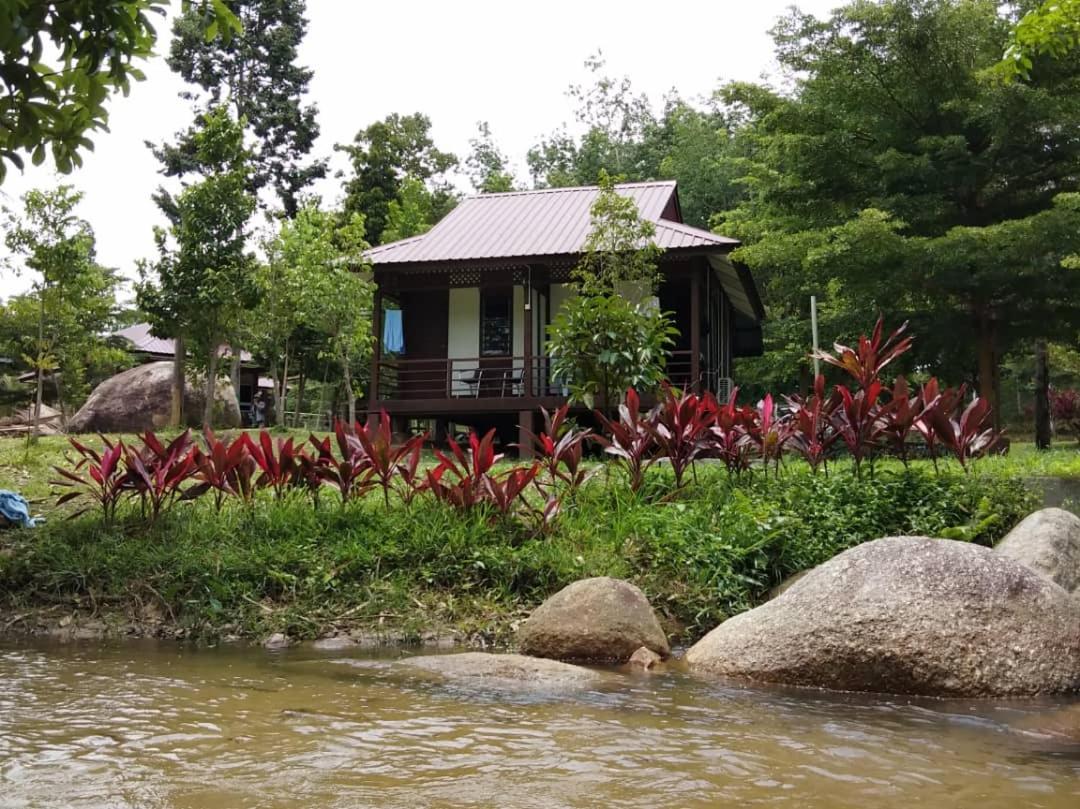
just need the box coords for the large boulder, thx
[995,508,1080,594]
[685,537,1080,697]
[394,652,603,689]
[68,361,240,433]
[517,577,670,663]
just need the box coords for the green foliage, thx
[380,176,437,243]
[137,107,258,424]
[0,449,1037,642]
[161,0,324,217]
[0,186,127,416]
[547,295,677,411]
[336,112,458,245]
[718,0,1080,404]
[546,171,676,409]
[465,121,516,193]
[0,0,239,183]
[1000,0,1080,79]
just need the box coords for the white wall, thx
[447,287,480,395]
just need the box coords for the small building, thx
[363,180,764,448]
[113,323,271,423]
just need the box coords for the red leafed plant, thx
[52,435,129,522]
[831,381,891,477]
[247,431,305,500]
[745,393,792,476]
[518,404,594,493]
[784,375,839,475]
[914,379,965,472]
[426,428,503,510]
[593,388,659,493]
[353,410,428,508]
[647,385,717,489]
[481,464,542,515]
[1050,389,1080,443]
[709,387,754,475]
[880,376,936,468]
[187,429,258,510]
[122,430,198,523]
[813,316,913,391]
[317,421,375,504]
[928,395,1000,471]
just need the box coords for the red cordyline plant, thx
[353,410,428,508]
[426,428,542,520]
[248,431,304,500]
[745,393,792,477]
[784,375,840,475]
[52,435,128,522]
[186,429,258,510]
[123,430,198,523]
[317,421,375,504]
[709,387,754,475]
[914,379,965,473]
[813,316,913,391]
[593,388,659,493]
[880,376,937,468]
[517,404,594,493]
[830,380,892,477]
[927,394,1000,471]
[647,385,716,489]
[1050,389,1080,443]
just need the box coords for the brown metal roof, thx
[365,180,738,266]
[114,323,255,363]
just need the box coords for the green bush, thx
[0,463,1038,643]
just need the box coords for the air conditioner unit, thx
[716,377,735,402]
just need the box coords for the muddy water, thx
[1,640,1078,809]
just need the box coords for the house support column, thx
[370,285,382,407]
[690,268,702,393]
[523,271,534,398]
[517,409,535,459]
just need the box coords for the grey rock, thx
[395,652,603,688]
[995,508,1080,594]
[517,577,670,663]
[627,646,663,671]
[311,636,357,651]
[68,361,240,433]
[263,632,289,650]
[685,536,1080,697]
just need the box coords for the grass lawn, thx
[0,431,1070,644]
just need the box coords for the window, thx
[480,290,512,356]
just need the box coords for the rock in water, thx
[395,652,603,688]
[517,577,670,663]
[627,646,663,671]
[685,537,1080,697]
[68,361,241,433]
[995,508,1080,594]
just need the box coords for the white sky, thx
[0,0,837,301]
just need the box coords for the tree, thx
[715,0,1080,420]
[255,202,374,425]
[158,0,324,217]
[1,186,125,435]
[465,122,515,193]
[1000,0,1080,79]
[0,0,239,183]
[137,106,258,428]
[336,112,458,245]
[547,172,677,411]
[380,175,437,243]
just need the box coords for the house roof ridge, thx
[463,179,677,200]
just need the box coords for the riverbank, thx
[0,434,1042,645]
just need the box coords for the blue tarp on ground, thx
[0,490,39,527]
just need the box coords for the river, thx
[1,639,1078,808]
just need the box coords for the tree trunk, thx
[203,344,220,429]
[344,355,356,425]
[1035,338,1051,451]
[268,355,279,428]
[277,347,289,426]
[976,308,1000,428]
[31,294,45,442]
[292,368,307,428]
[171,334,186,429]
[230,352,241,403]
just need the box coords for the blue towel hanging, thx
[383,309,405,354]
